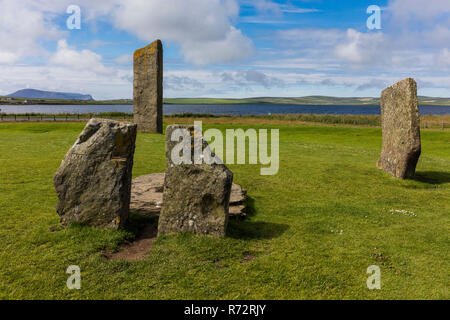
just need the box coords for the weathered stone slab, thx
[229,204,246,217]
[158,125,233,237]
[377,78,421,179]
[130,173,164,215]
[230,183,247,206]
[133,39,163,133]
[54,119,137,229]
[130,173,246,218]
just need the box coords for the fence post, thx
[14,114,16,121]
[54,115,56,121]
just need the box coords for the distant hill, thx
[164,96,379,105]
[164,96,450,106]
[7,89,94,101]
[1,93,450,106]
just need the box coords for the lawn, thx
[0,121,449,299]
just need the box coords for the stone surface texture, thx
[377,78,421,179]
[229,183,247,217]
[130,173,246,218]
[130,173,164,215]
[133,40,163,133]
[158,125,233,237]
[54,119,137,229]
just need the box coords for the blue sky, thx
[1,0,449,99]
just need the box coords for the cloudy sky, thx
[0,0,449,100]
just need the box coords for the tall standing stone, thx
[54,119,137,229]
[377,78,421,179]
[133,39,163,133]
[158,125,233,237]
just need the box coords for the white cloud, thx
[381,0,450,56]
[181,27,254,65]
[0,0,253,66]
[161,68,450,98]
[334,29,387,65]
[112,0,252,65]
[274,28,390,70]
[0,63,132,99]
[277,28,345,48]
[282,8,319,14]
[49,40,115,76]
[436,48,450,68]
[271,0,450,76]
[253,0,318,15]
[115,54,133,65]
[0,0,63,61]
[253,0,282,15]
[387,0,450,26]
[164,75,205,91]
[1,0,450,98]
[221,70,284,88]
[0,51,18,64]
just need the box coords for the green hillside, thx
[1,95,450,106]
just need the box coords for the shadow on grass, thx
[244,196,256,218]
[124,197,289,241]
[124,211,159,238]
[414,171,450,185]
[227,196,289,240]
[227,220,289,240]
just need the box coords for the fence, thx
[0,113,133,122]
[421,121,448,130]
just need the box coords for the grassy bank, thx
[164,96,450,106]
[166,114,450,129]
[2,113,450,129]
[0,120,449,299]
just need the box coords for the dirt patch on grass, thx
[241,252,257,263]
[104,223,157,262]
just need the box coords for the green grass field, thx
[0,121,449,299]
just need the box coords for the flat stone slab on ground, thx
[130,173,164,215]
[130,173,247,218]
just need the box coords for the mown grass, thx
[0,120,449,299]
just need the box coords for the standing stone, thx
[133,39,163,133]
[377,78,421,179]
[54,119,137,229]
[130,172,247,218]
[158,125,233,237]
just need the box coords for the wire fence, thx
[0,112,133,122]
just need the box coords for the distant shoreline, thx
[1,96,450,106]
